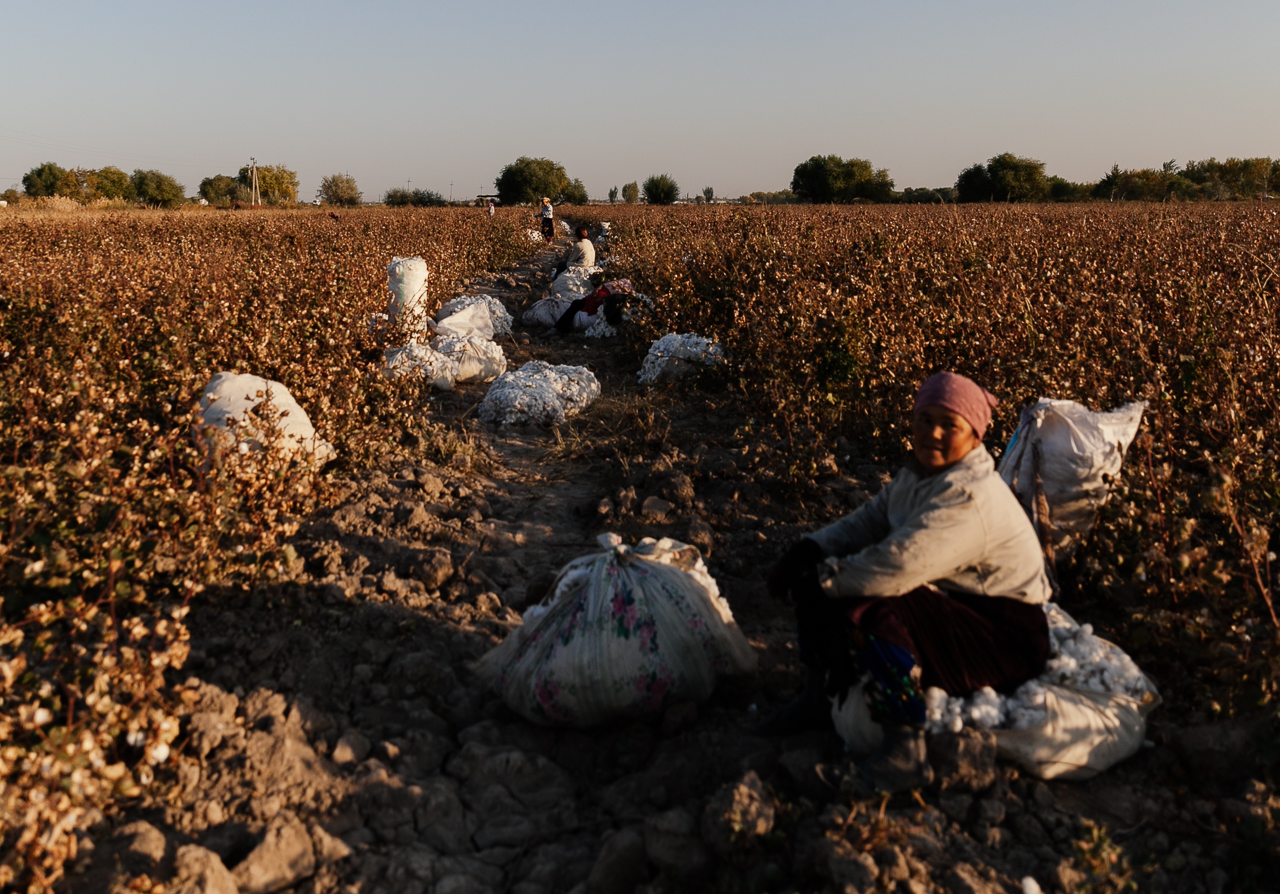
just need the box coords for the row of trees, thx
[19,162,186,207]
[493,158,692,206]
[788,153,1279,205]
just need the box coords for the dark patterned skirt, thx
[797,585,1050,701]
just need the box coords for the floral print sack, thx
[474,534,757,727]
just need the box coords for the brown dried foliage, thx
[0,206,538,889]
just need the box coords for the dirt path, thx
[67,238,1275,894]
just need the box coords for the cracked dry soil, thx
[66,240,1279,894]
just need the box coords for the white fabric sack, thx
[833,678,1156,780]
[476,361,600,425]
[440,295,513,338]
[522,297,576,329]
[999,399,1147,557]
[550,265,602,299]
[387,257,431,338]
[197,372,336,464]
[431,334,506,383]
[474,534,757,727]
[994,683,1157,781]
[384,344,457,391]
[433,302,494,340]
[637,333,726,385]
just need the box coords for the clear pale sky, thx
[3,0,1278,201]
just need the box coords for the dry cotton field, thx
[2,201,1280,888]
[0,206,539,888]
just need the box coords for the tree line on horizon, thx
[781,152,1280,205]
[8,153,1278,210]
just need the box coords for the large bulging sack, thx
[433,301,494,340]
[387,256,431,338]
[196,372,335,464]
[549,265,603,299]
[430,334,506,383]
[522,297,576,329]
[999,399,1147,558]
[439,295,513,338]
[474,534,757,726]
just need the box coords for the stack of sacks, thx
[439,294,514,338]
[383,288,508,388]
[637,333,726,385]
[477,361,600,425]
[923,603,1156,734]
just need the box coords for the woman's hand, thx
[767,538,825,603]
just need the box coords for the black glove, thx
[766,538,825,603]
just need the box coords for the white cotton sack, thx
[549,265,603,299]
[431,334,507,383]
[387,257,431,338]
[196,372,336,464]
[384,344,457,391]
[439,294,513,338]
[999,398,1147,557]
[433,302,494,340]
[477,361,600,425]
[521,296,576,329]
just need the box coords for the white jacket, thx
[809,446,1050,604]
[565,238,596,268]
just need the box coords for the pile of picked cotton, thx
[439,294,513,338]
[526,229,544,243]
[585,317,619,339]
[477,361,600,425]
[924,603,1156,734]
[637,333,726,385]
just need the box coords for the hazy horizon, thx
[4,0,1278,202]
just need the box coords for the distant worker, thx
[539,197,554,241]
[487,199,496,217]
[553,225,596,279]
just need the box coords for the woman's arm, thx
[818,485,986,598]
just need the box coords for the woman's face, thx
[911,404,981,471]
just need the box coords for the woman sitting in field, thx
[552,224,596,279]
[761,372,1051,794]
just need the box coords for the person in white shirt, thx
[758,372,1050,794]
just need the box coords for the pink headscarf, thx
[914,372,999,439]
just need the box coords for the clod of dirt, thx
[170,844,238,894]
[232,811,316,894]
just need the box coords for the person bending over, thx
[760,372,1051,794]
[553,225,596,279]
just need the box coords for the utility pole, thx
[249,157,260,206]
[449,182,453,203]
